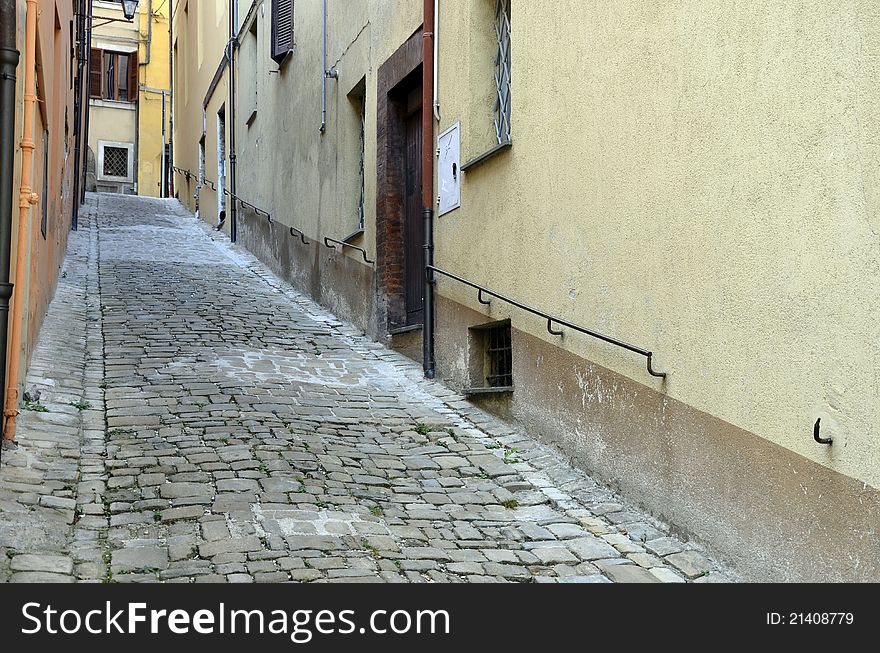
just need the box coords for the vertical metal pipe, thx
[71,0,85,229]
[81,0,94,204]
[168,0,173,197]
[160,91,166,197]
[320,0,327,133]
[0,0,20,448]
[433,0,440,122]
[143,0,152,65]
[228,0,237,242]
[422,0,436,378]
[4,0,40,441]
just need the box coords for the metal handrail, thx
[427,265,666,379]
[323,236,374,265]
[175,166,369,259]
[173,166,309,245]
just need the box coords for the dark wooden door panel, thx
[404,110,424,325]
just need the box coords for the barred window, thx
[103,146,130,178]
[494,0,511,144]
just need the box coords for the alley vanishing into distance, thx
[0,194,733,584]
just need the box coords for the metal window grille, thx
[494,0,512,144]
[103,146,129,178]
[486,323,513,387]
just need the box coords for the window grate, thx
[486,323,513,387]
[103,146,129,178]
[494,0,512,144]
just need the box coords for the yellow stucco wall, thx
[435,0,880,488]
[137,0,171,197]
[171,0,230,218]
[170,0,880,490]
[87,104,137,159]
[91,1,170,196]
[174,0,422,250]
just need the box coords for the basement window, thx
[103,146,130,178]
[467,320,514,395]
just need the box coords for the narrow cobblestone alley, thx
[0,193,734,584]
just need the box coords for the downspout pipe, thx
[422,0,436,378]
[81,0,94,204]
[0,0,20,448]
[228,0,237,242]
[71,1,84,229]
[4,0,40,442]
[160,91,166,197]
[143,0,152,66]
[168,0,173,197]
[432,0,439,122]
[320,0,327,133]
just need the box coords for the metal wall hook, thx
[289,227,309,245]
[646,354,665,379]
[814,418,833,445]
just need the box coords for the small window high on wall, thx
[493,0,511,144]
[271,0,294,64]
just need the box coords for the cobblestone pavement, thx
[0,193,736,583]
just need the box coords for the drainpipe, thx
[143,0,152,66]
[71,1,85,229]
[160,90,166,196]
[81,0,94,204]
[432,0,439,122]
[4,0,39,442]
[320,0,327,133]
[168,0,173,197]
[422,0,436,378]
[0,0,20,447]
[227,0,237,242]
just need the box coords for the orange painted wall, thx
[7,0,79,383]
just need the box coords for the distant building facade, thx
[88,0,170,196]
[172,0,880,581]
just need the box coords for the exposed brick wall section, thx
[376,29,423,332]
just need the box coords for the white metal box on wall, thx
[437,122,461,216]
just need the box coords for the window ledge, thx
[343,228,365,244]
[461,140,511,173]
[388,324,422,336]
[463,386,514,396]
[90,98,136,110]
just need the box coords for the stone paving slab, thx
[0,193,737,584]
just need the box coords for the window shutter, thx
[89,48,102,98]
[271,0,294,63]
[128,50,138,101]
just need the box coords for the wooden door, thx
[404,110,424,326]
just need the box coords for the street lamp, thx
[120,0,139,21]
